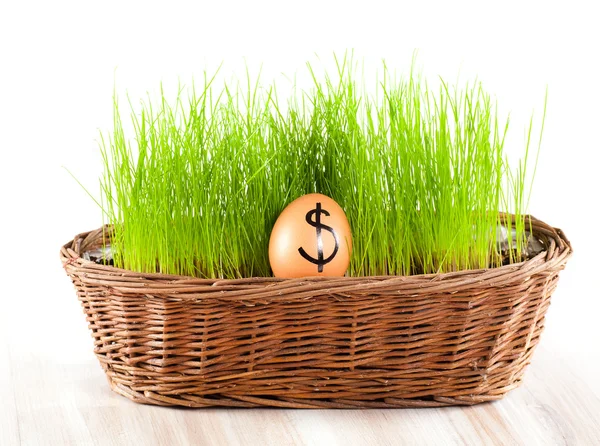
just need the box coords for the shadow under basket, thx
[60,215,572,409]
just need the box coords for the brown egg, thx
[269,193,352,278]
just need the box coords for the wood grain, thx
[2,341,598,446]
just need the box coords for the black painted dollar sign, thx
[298,202,340,273]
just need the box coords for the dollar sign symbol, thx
[298,202,340,273]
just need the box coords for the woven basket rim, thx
[60,213,572,299]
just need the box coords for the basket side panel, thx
[68,270,560,408]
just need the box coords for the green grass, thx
[95,56,543,278]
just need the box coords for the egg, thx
[269,193,352,278]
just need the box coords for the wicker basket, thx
[60,214,571,408]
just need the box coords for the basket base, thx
[100,352,529,409]
[105,379,518,409]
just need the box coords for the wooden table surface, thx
[1,269,598,446]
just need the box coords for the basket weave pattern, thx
[61,215,571,408]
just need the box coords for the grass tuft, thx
[96,56,543,278]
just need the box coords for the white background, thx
[1,0,599,443]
